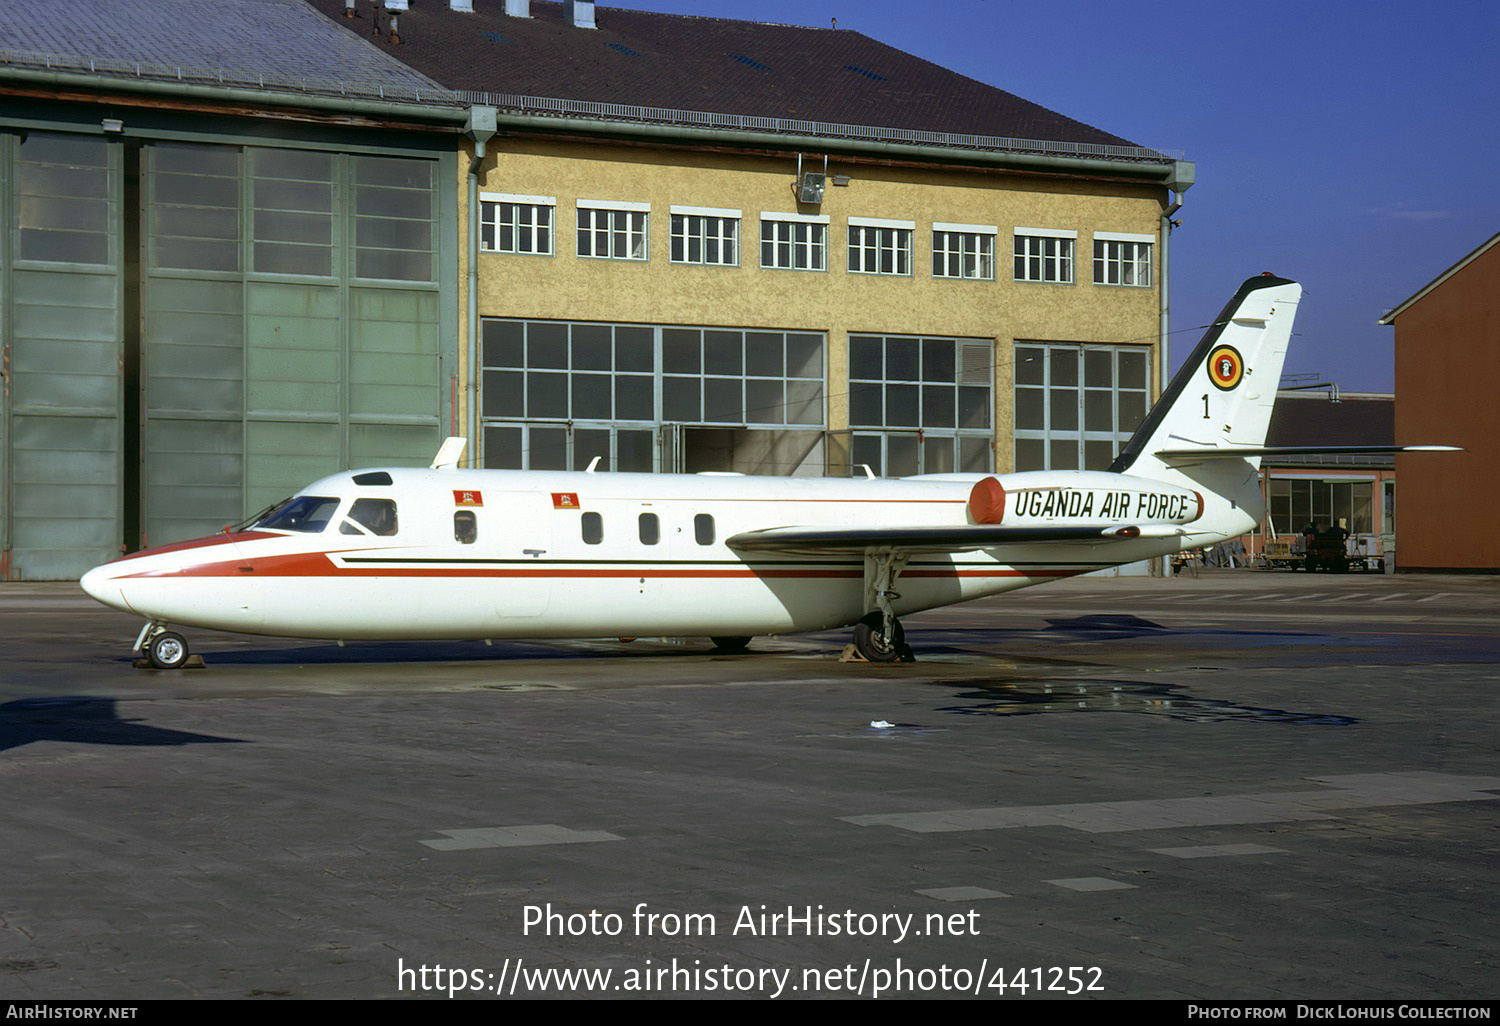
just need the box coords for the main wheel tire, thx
[852,613,906,663]
[145,631,190,670]
[710,635,752,654]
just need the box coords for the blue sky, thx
[617,0,1500,392]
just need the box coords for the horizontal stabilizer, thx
[1155,444,1461,461]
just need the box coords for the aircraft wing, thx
[1155,444,1459,461]
[726,523,1188,556]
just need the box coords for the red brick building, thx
[1379,232,1500,571]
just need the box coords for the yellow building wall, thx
[457,136,1165,472]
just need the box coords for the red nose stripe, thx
[107,531,279,565]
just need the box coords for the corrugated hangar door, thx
[2,132,125,581]
[2,131,445,579]
[140,142,444,548]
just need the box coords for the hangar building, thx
[2,0,1191,579]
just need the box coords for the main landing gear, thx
[850,552,915,663]
[134,621,192,670]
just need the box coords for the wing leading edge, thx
[1155,444,1460,461]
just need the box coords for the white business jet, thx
[80,275,1451,668]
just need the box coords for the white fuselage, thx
[79,467,1241,642]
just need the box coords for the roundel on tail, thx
[1207,344,1244,391]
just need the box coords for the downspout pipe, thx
[1158,160,1192,575]
[464,106,498,466]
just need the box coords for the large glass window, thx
[480,319,826,470]
[1013,343,1149,471]
[1270,479,1375,536]
[849,333,992,477]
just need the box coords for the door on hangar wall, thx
[1,130,448,580]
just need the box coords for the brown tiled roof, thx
[304,0,1137,148]
[1266,394,1396,468]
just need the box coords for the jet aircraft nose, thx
[80,563,133,614]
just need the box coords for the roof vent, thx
[567,0,597,29]
[504,0,531,17]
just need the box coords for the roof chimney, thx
[504,0,531,16]
[566,0,597,29]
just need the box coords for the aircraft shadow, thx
[188,637,737,665]
[932,679,1357,725]
[0,697,247,752]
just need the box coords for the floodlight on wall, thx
[101,118,123,133]
[794,154,829,206]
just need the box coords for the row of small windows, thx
[580,511,717,547]
[479,197,1152,286]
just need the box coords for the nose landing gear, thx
[134,621,195,670]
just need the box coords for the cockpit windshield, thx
[251,495,340,533]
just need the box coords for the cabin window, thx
[255,495,339,533]
[638,513,660,545]
[581,512,603,545]
[454,510,477,545]
[340,498,399,536]
[694,514,715,545]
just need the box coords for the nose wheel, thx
[135,622,193,670]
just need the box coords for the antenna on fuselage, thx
[431,437,467,470]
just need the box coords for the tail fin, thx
[1111,274,1302,481]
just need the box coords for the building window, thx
[1270,479,1374,537]
[760,214,827,271]
[353,156,435,282]
[481,194,555,255]
[670,207,739,266]
[1013,229,1076,284]
[1013,343,1149,471]
[848,219,913,276]
[479,319,827,469]
[932,224,996,281]
[1093,233,1153,287]
[662,328,824,426]
[577,201,649,260]
[152,142,240,273]
[252,148,334,277]
[17,133,115,266]
[848,333,992,476]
